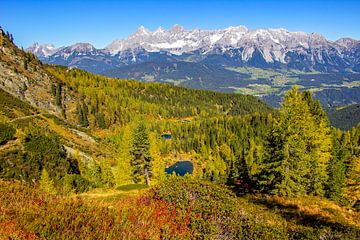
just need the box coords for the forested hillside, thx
[326,104,360,130]
[46,65,271,128]
[1,28,360,239]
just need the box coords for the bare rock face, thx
[0,29,65,117]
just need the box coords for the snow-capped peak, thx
[170,24,185,32]
[154,26,165,35]
[135,26,151,36]
[335,38,360,48]
[69,42,96,52]
[26,43,58,58]
[104,25,336,57]
[27,25,359,68]
[224,25,248,32]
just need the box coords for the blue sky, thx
[2,0,360,48]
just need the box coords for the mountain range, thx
[27,24,360,72]
[27,25,360,106]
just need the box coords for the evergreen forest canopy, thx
[0,28,360,239]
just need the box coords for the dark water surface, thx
[165,161,193,176]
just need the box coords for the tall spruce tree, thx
[100,159,115,188]
[130,121,153,186]
[261,86,332,196]
[345,156,360,204]
[77,103,89,127]
[302,91,332,196]
[115,125,133,186]
[326,130,346,202]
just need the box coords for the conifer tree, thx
[261,86,326,196]
[62,174,74,195]
[114,125,133,186]
[244,138,264,184]
[302,91,332,196]
[77,103,89,127]
[39,168,57,195]
[345,156,360,204]
[100,159,115,188]
[149,132,166,184]
[23,58,28,70]
[326,131,346,202]
[55,82,62,106]
[204,155,227,183]
[82,161,102,187]
[130,121,153,186]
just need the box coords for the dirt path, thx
[10,113,42,122]
[0,138,20,151]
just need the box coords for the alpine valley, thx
[27,25,360,107]
[2,4,360,237]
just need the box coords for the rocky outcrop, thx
[0,29,74,119]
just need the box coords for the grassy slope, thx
[1,179,359,239]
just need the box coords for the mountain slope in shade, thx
[326,104,360,130]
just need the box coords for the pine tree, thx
[130,121,153,186]
[39,168,57,195]
[55,82,62,106]
[77,103,89,127]
[82,162,102,187]
[326,131,346,202]
[345,156,360,204]
[100,159,115,188]
[95,112,106,129]
[149,132,166,185]
[244,138,264,184]
[23,58,28,70]
[302,91,332,196]
[62,174,74,195]
[114,125,133,186]
[261,86,324,196]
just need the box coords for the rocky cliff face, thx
[0,28,75,120]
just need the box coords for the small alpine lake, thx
[165,161,193,176]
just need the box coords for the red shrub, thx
[0,220,38,240]
[116,196,193,239]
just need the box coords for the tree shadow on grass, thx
[250,196,360,238]
[116,184,148,192]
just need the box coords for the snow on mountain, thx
[27,25,360,73]
[26,43,59,59]
[103,25,348,64]
[106,24,249,55]
[51,43,99,58]
[335,38,360,48]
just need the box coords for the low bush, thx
[152,176,285,239]
[0,180,191,239]
[1,179,359,239]
[0,122,15,145]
